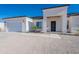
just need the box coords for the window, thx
[36,22,42,28]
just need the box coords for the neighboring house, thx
[2,16,42,32]
[3,16,33,32]
[68,13,79,33]
[0,5,79,33]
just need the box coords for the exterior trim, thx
[42,4,70,10]
[68,13,79,17]
[31,16,43,19]
[3,16,27,19]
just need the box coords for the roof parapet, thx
[42,4,70,10]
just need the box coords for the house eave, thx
[2,16,28,19]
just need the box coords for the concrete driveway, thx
[0,32,79,54]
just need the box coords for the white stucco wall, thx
[68,15,79,33]
[43,6,68,33]
[25,17,33,32]
[43,6,68,17]
[0,20,5,32]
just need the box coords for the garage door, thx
[6,20,22,32]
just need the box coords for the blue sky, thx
[0,4,79,18]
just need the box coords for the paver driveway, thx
[0,32,79,54]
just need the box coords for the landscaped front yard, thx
[0,32,79,54]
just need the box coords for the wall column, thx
[61,15,67,33]
[22,19,27,32]
[42,17,48,32]
[4,21,8,32]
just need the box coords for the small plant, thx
[76,28,79,33]
[0,28,2,32]
[32,26,37,32]
[37,27,41,29]
[32,26,42,32]
[77,29,79,32]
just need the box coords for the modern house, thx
[0,5,79,33]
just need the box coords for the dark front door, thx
[51,21,56,31]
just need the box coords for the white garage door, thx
[6,20,22,32]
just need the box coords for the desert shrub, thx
[0,28,2,32]
[32,26,37,32]
[32,26,41,32]
[77,29,79,32]
[32,26,37,30]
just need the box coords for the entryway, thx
[51,21,56,32]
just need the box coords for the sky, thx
[0,4,79,18]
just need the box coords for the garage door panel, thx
[6,21,22,32]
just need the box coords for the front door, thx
[51,21,56,31]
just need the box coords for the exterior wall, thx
[43,6,68,33]
[0,20,5,32]
[43,7,68,17]
[47,17,62,32]
[68,16,79,33]
[25,17,33,32]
